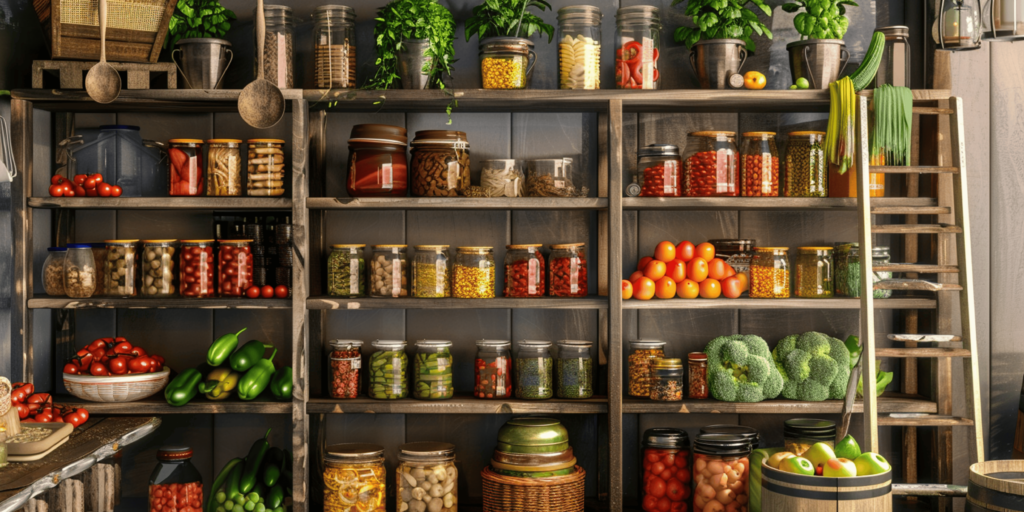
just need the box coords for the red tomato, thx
[677,279,700,299]
[62,184,74,196]
[676,467,691,484]
[50,175,65,185]
[274,285,289,298]
[73,174,87,185]
[89,361,110,376]
[695,242,716,262]
[74,185,87,197]
[90,173,103,183]
[657,497,671,512]
[666,478,685,501]
[686,257,708,282]
[48,184,65,197]
[644,260,667,281]
[665,259,687,283]
[646,452,661,463]
[261,285,275,298]
[699,278,721,299]
[662,453,675,467]
[63,363,80,374]
[648,477,666,498]
[637,256,654,272]
[633,277,656,300]
[676,241,696,263]
[675,455,687,469]
[84,177,98,189]
[245,286,261,298]
[86,188,99,197]
[98,183,113,197]
[113,341,133,354]
[622,280,633,300]
[659,468,674,481]
[722,263,736,278]
[128,356,152,374]
[735,272,749,292]
[651,462,666,475]
[108,356,130,375]
[669,503,686,512]
[654,277,675,299]
[642,495,659,512]
[654,241,676,262]
[110,185,123,197]
[722,276,744,299]
[707,258,729,281]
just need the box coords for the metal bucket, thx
[172,38,233,89]
[398,39,433,89]
[787,39,849,89]
[689,39,747,89]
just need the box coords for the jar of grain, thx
[254,5,294,89]
[479,37,536,89]
[410,131,471,197]
[369,245,408,298]
[313,5,356,89]
[42,247,67,296]
[206,139,242,196]
[453,247,495,299]
[247,139,286,197]
[628,340,666,397]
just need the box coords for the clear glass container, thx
[641,429,690,512]
[684,131,738,197]
[557,6,602,90]
[480,159,525,197]
[180,240,215,299]
[103,240,137,298]
[149,447,202,512]
[504,244,545,298]
[549,243,587,297]
[628,340,666,397]
[526,158,578,197]
[247,139,286,197]
[784,131,827,197]
[413,340,454,400]
[141,240,179,298]
[453,247,495,299]
[835,243,893,298]
[347,124,408,197]
[88,243,107,296]
[64,244,98,299]
[707,239,755,285]
[783,418,836,457]
[556,340,593,399]
[650,358,683,401]
[638,144,681,197]
[368,340,407,400]
[255,5,295,88]
[740,132,780,197]
[324,444,385,512]
[369,244,408,298]
[795,247,833,298]
[615,6,661,89]
[479,37,535,89]
[327,244,366,298]
[693,434,753,511]
[410,130,471,197]
[515,340,553,400]
[688,352,708,399]
[475,340,512,399]
[206,139,242,196]
[313,5,356,89]
[43,247,67,296]
[935,0,982,50]
[168,139,204,196]
[397,442,458,512]
[749,247,790,299]
[328,339,362,399]
[412,245,451,298]
[217,240,253,297]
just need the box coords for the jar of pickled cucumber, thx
[327,244,365,298]
[104,240,139,297]
[453,247,495,299]
[396,442,458,512]
[368,340,407,400]
[323,443,386,512]
[794,247,833,298]
[141,240,179,298]
[412,245,450,298]
[413,340,454,400]
[749,247,790,299]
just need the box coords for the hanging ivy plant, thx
[164,0,236,50]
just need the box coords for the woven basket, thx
[34,0,176,62]
[63,368,170,402]
[60,0,166,32]
[481,465,586,512]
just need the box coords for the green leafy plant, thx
[672,0,773,51]
[464,0,554,43]
[782,0,857,40]
[366,0,457,94]
[164,0,236,50]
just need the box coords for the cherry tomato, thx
[651,462,666,475]
[110,185,123,197]
[676,466,691,483]
[50,175,65,185]
[98,183,113,197]
[654,276,675,299]
[665,259,687,283]
[245,286,261,299]
[622,280,633,300]
[648,477,666,498]
[274,285,289,298]
[666,478,685,501]
[260,285,275,298]
[62,187,75,197]
[74,185,87,197]
[63,363,80,375]
[699,278,721,299]
[633,277,656,300]
[657,497,671,512]
[90,173,103,183]
[48,184,65,197]
[675,241,696,262]
[113,341,134,354]
[662,453,675,467]
[73,174,87,185]
[642,495,659,512]
[108,356,130,375]
[644,260,667,281]
[89,361,110,376]
[630,270,645,282]
[84,177,98,189]
[722,276,744,299]
[86,188,99,197]
[128,356,152,374]
[695,242,716,262]
[686,257,709,282]
[677,278,700,299]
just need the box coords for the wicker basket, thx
[63,368,170,402]
[481,465,586,512]
[33,0,176,63]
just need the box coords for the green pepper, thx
[266,447,284,466]
[206,458,244,512]
[208,328,247,367]
[240,428,271,493]
[226,462,244,502]
[270,367,292,401]
[165,366,208,406]
[266,484,284,509]
[238,349,277,400]
[262,458,281,487]
[231,340,273,373]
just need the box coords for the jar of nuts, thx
[549,243,587,297]
[103,240,139,297]
[410,131,471,197]
[628,340,666,397]
[217,240,253,297]
[328,339,362,399]
[140,240,179,298]
[503,244,545,297]
[42,247,67,297]
[412,245,450,298]
[749,247,790,299]
[369,245,408,298]
[327,244,365,298]
[784,131,827,197]
[180,240,215,299]
[247,139,286,197]
[65,244,98,298]
[479,37,535,89]
[453,247,495,299]
[527,158,578,197]
[740,132,779,197]
[683,131,738,197]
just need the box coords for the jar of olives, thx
[327,244,365,297]
[104,240,139,297]
[396,442,458,512]
[140,240,179,298]
[369,245,408,298]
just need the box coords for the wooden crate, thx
[33,0,176,63]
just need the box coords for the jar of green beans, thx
[794,247,834,298]
[784,131,827,197]
[834,243,893,298]
[412,245,451,298]
[556,340,593,399]
[413,340,454,400]
[368,340,408,400]
[327,244,365,297]
[515,340,554,399]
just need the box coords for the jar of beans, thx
[479,37,535,89]
[413,340,454,400]
[328,339,362,399]
[688,352,708,399]
[247,139,286,197]
[168,139,204,196]
[707,239,754,288]
[628,340,665,397]
[740,132,779,197]
[749,247,790,299]
[549,243,587,297]
[369,245,408,298]
[683,131,738,197]
[556,340,593,399]
[412,245,450,298]
[180,240,215,298]
[148,446,203,512]
[650,358,683,401]
[693,434,752,512]
[368,340,407,400]
[615,6,661,90]
[65,244,98,298]
[504,244,545,297]
[327,244,365,298]
[217,240,253,297]
[794,247,834,298]
[515,340,553,399]
[453,247,495,299]
[347,124,408,197]
[641,428,690,512]
[784,131,827,197]
[637,144,681,197]
[141,240,179,298]
[206,139,242,196]
[475,339,512,399]
[410,131,471,197]
[42,247,67,296]
[104,240,138,297]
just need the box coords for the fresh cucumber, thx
[850,31,885,91]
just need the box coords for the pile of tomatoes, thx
[642,448,692,512]
[623,241,749,300]
[63,337,166,376]
[11,382,90,427]
[48,174,123,198]
[244,285,290,299]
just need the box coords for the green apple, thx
[804,442,837,469]
[823,458,858,477]
[767,451,796,469]
[778,456,815,476]
[854,452,891,476]
[834,435,862,460]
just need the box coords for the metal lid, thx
[325,443,385,462]
[87,243,106,248]
[168,139,204,144]
[477,339,511,348]
[878,26,910,38]
[519,340,552,348]
[783,418,836,434]
[493,447,574,465]
[349,124,408,146]
[753,246,788,252]
[99,125,140,130]
[688,352,708,362]
[66,243,91,249]
[156,446,194,460]
[143,239,178,245]
[798,246,833,252]
[412,130,470,147]
[176,38,232,47]
[372,339,406,349]
[105,239,139,244]
[557,340,592,348]
[48,247,67,251]
[314,5,356,22]
[616,5,660,24]
[694,433,752,456]
[788,130,827,137]
[373,244,408,249]
[329,339,363,349]
[207,139,242,144]
[557,5,602,24]
[414,245,449,251]
[247,139,285,144]
[700,425,759,442]
[550,243,585,249]
[642,428,689,449]
[398,441,456,461]
[630,340,666,349]
[652,358,682,369]
[332,244,365,249]
[708,239,756,246]
[505,417,564,429]
[217,239,253,244]
[415,340,453,348]
[638,144,680,158]
[478,37,535,54]
[457,246,493,253]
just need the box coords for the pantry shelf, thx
[307,197,609,210]
[28,295,291,310]
[622,197,938,211]
[622,297,936,310]
[307,296,608,310]
[55,395,292,414]
[28,197,293,210]
[621,394,938,414]
[11,89,305,113]
[306,395,608,414]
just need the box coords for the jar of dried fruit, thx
[688,352,708,399]
[794,246,834,298]
[549,243,587,297]
[479,37,536,89]
[347,124,408,197]
[205,139,242,196]
[103,240,138,298]
[327,244,365,298]
[412,245,450,298]
[475,339,512,399]
[43,247,67,297]
[628,340,666,397]
[141,240,179,298]
[504,244,545,297]
[323,443,385,512]
[328,339,362,399]
[168,139,204,196]
[180,240,215,299]
[650,358,683,401]
[148,446,203,512]
[784,131,828,197]
[637,144,682,197]
[410,131,471,197]
[683,131,738,197]
[740,132,779,197]
[247,139,286,197]
[749,247,790,298]
[369,245,408,298]
[453,247,495,299]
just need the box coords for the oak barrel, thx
[761,461,892,512]
[967,460,1024,511]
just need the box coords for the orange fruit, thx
[654,241,676,262]
[644,260,667,281]
[655,276,677,299]
[722,276,743,299]
[744,71,767,90]
[676,241,696,263]
[699,278,722,299]
[677,279,700,299]
[633,277,656,300]
[722,263,737,279]
[665,259,687,283]
[735,272,749,292]
[622,279,633,300]
[686,257,708,282]
[630,270,645,283]
[707,258,729,281]
[695,242,716,262]
[638,256,654,272]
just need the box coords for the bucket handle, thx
[170,49,192,90]
[172,48,233,90]
[802,45,817,89]
[736,44,749,73]
[688,49,698,75]
[837,47,850,76]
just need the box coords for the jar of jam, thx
[149,446,203,512]
[453,247,495,299]
[549,243,587,297]
[180,240,215,298]
[475,339,512,399]
[247,139,286,197]
[504,244,545,297]
[740,132,779,196]
[749,247,790,299]
[327,244,365,298]
[412,245,450,298]
[707,239,755,286]
[369,244,408,298]
[628,340,666,397]
[347,124,408,197]
[410,130,471,197]
[637,144,681,197]
[217,240,253,297]
[688,352,708,399]
[783,418,836,457]
[693,434,752,512]
[328,339,362,399]
[168,139,204,196]
[104,240,139,297]
[641,429,690,512]
[794,247,834,298]
[683,131,738,197]
[324,444,385,512]
[206,139,242,196]
[650,358,683,401]
[141,240,179,298]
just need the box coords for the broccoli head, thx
[704,334,784,402]
[772,332,852,401]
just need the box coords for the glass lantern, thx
[935,0,982,50]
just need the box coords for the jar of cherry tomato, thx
[328,339,362,399]
[180,240,215,298]
[683,131,738,197]
[641,428,691,512]
[475,339,512,399]
[549,243,587,297]
[740,132,779,197]
[149,446,203,512]
[504,244,545,297]
[693,434,752,512]
[217,240,253,297]
[347,124,408,197]
[168,139,204,196]
[615,6,661,90]
[638,144,681,197]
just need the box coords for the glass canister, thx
[479,37,536,89]
[141,240,179,298]
[328,339,362,399]
[410,131,471,197]
[650,358,683,401]
[412,245,451,298]
[549,243,587,297]
[43,247,67,296]
[103,240,137,298]
[504,244,545,298]
[693,434,752,511]
[413,340,454,400]
[740,132,780,197]
[313,5,357,89]
[206,139,242,196]
[707,239,755,285]
[684,131,738,197]
[475,340,512,399]
[149,446,202,512]
[628,340,666,397]
[527,158,579,197]
[453,247,495,299]
[368,340,407,400]
[397,442,458,512]
[480,159,525,197]
[641,429,691,512]
[784,131,827,197]
[795,247,834,298]
[783,418,836,456]
[615,6,661,89]
[369,244,408,298]
[247,139,286,197]
[89,243,107,296]
[180,240,215,299]
[255,5,295,88]
[324,444,385,512]
[556,340,593,399]
[217,240,253,297]
[637,144,682,197]
[688,352,708,399]
[749,247,790,299]
[327,244,366,298]
[347,124,409,197]
[515,340,554,400]
[557,6,602,90]
[835,243,893,299]
[65,244,98,298]
[168,139,204,196]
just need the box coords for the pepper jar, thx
[347,124,408,197]
[749,247,790,299]
[549,243,587,297]
[168,139,204,196]
[148,446,203,512]
[504,244,545,297]
[684,131,738,197]
[412,245,450,298]
[615,6,661,89]
[515,340,554,400]
[396,442,458,512]
[206,139,242,196]
[327,244,365,298]
[740,132,779,197]
[641,429,691,512]
[413,340,454,400]
[556,340,593,399]
[369,244,408,298]
[638,144,682,197]
[475,340,512,399]
[628,340,666,397]
[247,139,286,197]
[557,6,602,90]
[328,339,362,399]
[453,247,495,299]
[323,444,386,512]
[410,130,471,197]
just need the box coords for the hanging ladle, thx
[238,0,285,129]
[84,0,121,104]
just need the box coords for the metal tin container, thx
[492,447,575,465]
[497,417,569,447]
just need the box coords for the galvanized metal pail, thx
[172,38,233,90]
[787,39,849,89]
[689,39,748,89]
[398,39,434,89]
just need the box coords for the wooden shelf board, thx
[307,296,608,310]
[28,197,292,210]
[622,394,937,414]
[306,395,608,414]
[623,197,937,211]
[11,88,305,112]
[308,197,608,210]
[28,295,291,310]
[55,395,292,414]
[622,297,937,310]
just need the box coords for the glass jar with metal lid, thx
[693,433,753,510]
[740,132,780,197]
[707,239,755,285]
[784,131,827,197]
[749,247,790,299]
[347,124,408,197]
[479,37,536,89]
[557,6,602,90]
[794,247,834,298]
[835,243,892,298]
[180,240,215,298]
[43,247,67,297]
[369,244,408,298]
[476,340,512,399]
[412,245,450,298]
[481,159,525,197]
[206,139,242,196]
[515,340,554,400]
[453,247,495,298]
[413,340,454,400]
[327,244,365,297]
[556,340,593,399]
[628,340,666,397]
[783,418,836,456]
[699,424,760,448]
[168,139,204,196]
[549,243,587,297]
[254,4,295,88]
[323,443,385,512]
[688,352,708,399]
[615,6,661,89]
[683,131,738,197]
[397,442,458,512]
[368,340,407,400]
[217,240,253,297]
[650,358,683,401]
[504,244,545,297]
[65,244,98,298]
[141,240,179,298]
[638,144,681,197]
[641,429,690,511]
[328,339,362,399]
[410,130,471,197]
[313,5,356,89]
[148,446,202,512]
[247,139,286,197]
[104,240,138,297]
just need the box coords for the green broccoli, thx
[704,334,784,402]
[772,332,852,401]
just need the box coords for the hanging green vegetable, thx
[826,76,857,174]
[870,84,913,167]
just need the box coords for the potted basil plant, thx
[783,0,857,89]
[465,0,554,89]
[366,0,456,90]
[672,0,773,89]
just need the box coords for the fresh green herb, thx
[365,0,456,92]
[672,0,773,52]
[782,0,857,40]
[870,84,913,166]
[465,0,554,43]
[165,0,236,50]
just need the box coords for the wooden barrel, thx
[967,460,1024,511]
[761,461,892,512]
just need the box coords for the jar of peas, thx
[453,247,495,298]
[413,340,454,400]
[794,247,834,298]
[785,131,827,197]
[368,340,407,400]
[749,247,790,298]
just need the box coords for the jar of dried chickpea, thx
[749,247,790,298]
[479,37,536,89]
[453,247,495,298]
[628,340,665,397]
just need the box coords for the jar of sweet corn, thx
[749,247,790,298]
[479,37,536,89]
[453,247,495,298]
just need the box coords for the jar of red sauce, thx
[693,433,753,512]
[641,428,691,512]
[683,131,738,197]
[638,144,682,197]
[346,124,408,197]
[149,446,202,512]
[217,240,252,297]
[168,139,204,196]
[504,244,545,297]
[180,240,215,298]
[549,243,587,297]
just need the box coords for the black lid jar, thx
[699,424,760,449]
[149,446,202,508]
[783,418,836,456]
[642,427,690,451]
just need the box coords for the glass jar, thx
[479,37,535,89]
[64,245,98,298]
[475,340,512,399]
[180,240,215,299]
[557,6,602,90]
[410,131,471,197]
[397,442,458,512]
[313,5,356,89]
[783,418,836,457]
[688,352,708,399]
[217,240,253,297]
[328,339,362,399]
[638,144,682,197]
[103,240,137,298]
[481,159,525,197]
[784,131,827,197]
[324,443,385,512]
[615,6,661,89]
[369,244,408,298]
[693,434,752,511]
[141,240,179,298]
[700,425,760,449]
[412,245,451,298]
[368,340,407,400]
[749,247,790,299]
[740,132,780,197]
[650,358,683,401]
[504,244,545,298]
[527,158,578,197]
[206,139,242,196]
[347,124,409,197]
[556,340,593,399]
[413,340,454,400]
[43,247,67,296]
[327,244,366,298]
[684,131,738,197]
[707,239,755,285]
[255,4,294,88]
[88,243,107,296]
[149,446,202,512]
[515,340,553,400]
[628,340,666,397]
[247,139,286,197]
[453,247,495,299]
[168,139,204,196]
[795,247,833,298]
[835,243,893,299]
[549,243,587,297]
[641,429,690,512]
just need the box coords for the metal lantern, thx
[934,0,983,50]
[875,26,911,88]
[984,0,1024,40]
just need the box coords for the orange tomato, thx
[699,278,722,299]
[630,270,645,282]
[735,272,749,292]
[723,264,737,279]
[677,279,700,299]
[654,276,677,299]
[743,71,767,90]
[695,242,716,262]
[676,241,696,263]
[665,259,687,283]
[722,276,743,299]
[686,257,708,283]
[638,256,654,272]
[644,260,667,281]
[654,241,676,263]
[707,258,729,281]
[622,279,633,300]
[634,277,656,300]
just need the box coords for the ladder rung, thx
[869,166,960,174]
[873,264,959,273]
[872,224,963,234]
[879,415,974,426]
[874,280,963,292]
[871,206,951,215]
[892,483,967,497]
[876,348,972,358]
[868,106,955,116]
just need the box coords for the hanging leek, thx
[826,76,856,174]
[870,84,912,167]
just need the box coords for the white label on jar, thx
[528,257,538,295]
[436,357,449,372]
[761,153,773,194]
[664,160,678,195]
[276,32,288,86]
[391,248,401,298]
[570,257,580,294]
[496,358,507,396]
[448,161,459,190]
[380,162,393,191]
[198,253,209,293]
[332,356,362,369]
[505,177,520,198]
[642,37,655,90]
[350,257,359,295]
[716,148,729,194]
[435,259,445,295]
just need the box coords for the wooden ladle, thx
[238,0,285,129]
[84,0,121,104]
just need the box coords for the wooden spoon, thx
[238,0,285,129]
[84,0,121,104]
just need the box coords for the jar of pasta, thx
[66,244,98,298]
[557,6,602,90]
[347,124,408,197]
[180,240,215,298]
[323,443,385,512]
[217,240,253,297]
[247,139,286,197]
[368,340,407,400]
[475,340,512,399]
[549,243,587,297]
[141,240,179,298]
[504,244,545,297]
[410,131,470,197]
[328,339,362,399]
[369,245,408,298]
[749,247,789,299]
[104,240,139,297]
[206,139,242,196]
[526,158,578,197]
[453,247,495,299]
[515,340,553,400]
[480,159,525,197]
[413,340,454,400]
[628,340,665,397]
[397,442,458,512]
[327,244,365,298]
[794,247,833,298]
[683,131,738,197]
[784,131,827,197]
[412,245,450,298]
[740,132,779,197]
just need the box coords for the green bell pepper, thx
[208,328,246,367]
[270,367,292,401]
[165,365,208,406]
[207,458,244,512]
[281,450,292,496]
[238,349,277,400]
[240,428,271,494]
[231,340,273,373]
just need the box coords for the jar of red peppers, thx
[549,243,587,297]
[168,139,204,196]
[638,144,681,197]
[693,433,752,512]
[504,244,545,297]
[740,132,779,197]
[641,428,691,512]
[328,339,362,399]
[149,446,203,512]
[180,240,215,298]
[217,240,253,297]
[684,131,738,197]
[346,124,408,197]
[615,6,661,89]
[475,339,512,399]
[688,352,708,399]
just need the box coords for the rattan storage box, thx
[33,0,176,63]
